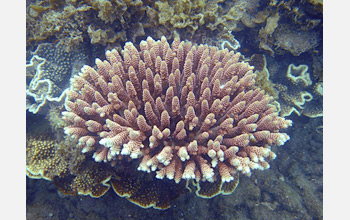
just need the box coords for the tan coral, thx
[275,64,323,118]
[26,135,68,180]
[63,36,292,185]
[26,131,189,209]
[26,43,87,114]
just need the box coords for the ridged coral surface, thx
[62,37,292,184]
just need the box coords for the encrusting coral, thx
[274,64,323,118]
[62,36,292,187]
[26,43,87,114]
[249,54,279,100]
[27,0,322,61]
[26,127,190,208]
[273,24,319,56]
[26,0,146,50]
[256,1,322,57]
[26,134,113,198]
[26,135,69,180]
[248,54,322,118]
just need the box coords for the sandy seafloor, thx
[26,112,322,220]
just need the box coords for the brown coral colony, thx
[62,37,292,185]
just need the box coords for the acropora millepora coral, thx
[62,36,292,186]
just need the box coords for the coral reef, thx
[57,36,291,205]
[249,54,278,100]
[153,0,271,46]
[26,118,190,209]
[26,0,147,50]
[248,54,322,118]
[26,115,322,218]
[25,0,323,217]
[248,53,322,118]
[274,64,323,118]
[26,135,69,180]
[63,37,292,183]
[258,12,280,56]
[87,25,123,46]
[26,43,87,114]
[26,133,190,209]
[27,0,92,51]
[26,0,322,59]
[27,36,292,209]
[256,1,322,56]
[274,24,319,56]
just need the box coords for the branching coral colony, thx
[28,36,292,209]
